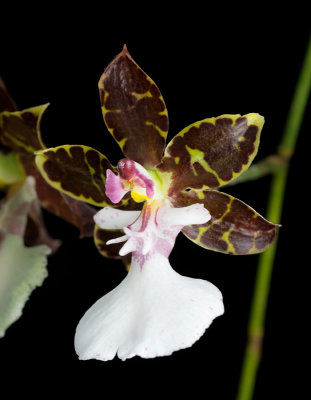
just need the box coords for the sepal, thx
[0,104,48,154]
[98,46,169,167]
[173,189,278,254]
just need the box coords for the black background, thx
[1,9,310,399]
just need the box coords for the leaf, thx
[99,45,169,168]
[94,225,131,270]
[0,177,50,337]
[173,189,278,255]
[0,104,48,154]
[158,114,264,196]
[35,144,130,207]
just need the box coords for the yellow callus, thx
[131,190,149,203]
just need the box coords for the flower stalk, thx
[237,36,311,400]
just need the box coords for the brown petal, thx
[158,114,264,196]
[98,45,169,167]
[173,189,278,255]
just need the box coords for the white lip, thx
[74,251,223,361]
[75,201,221,361]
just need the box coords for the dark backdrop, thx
[1,11,310,399]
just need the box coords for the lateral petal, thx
[35,145,123,207]
[173,189,278,255]
[94,207,140,230]
[157,114,264,196]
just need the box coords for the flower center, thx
[117,158,154,202]
[105,159,167,204]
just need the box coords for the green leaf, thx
[0,177,50,337]
[158,114,264,196]
[173,189,278,255]
[99,45,169,168]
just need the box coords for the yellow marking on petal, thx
[118,137,128,150]
[189,196,234,248]
[221,230,236,254]
[197,226,207,242]
[174,157,180,165]
[132,91,153,101]
[145,121,167,138]
[167,113,262,146]
[101,90,121,114]
[185,145,225,184]
[246,113,265,128]
[35,148,108,207]
[176,119,203,139]
[84,152,105,197]
[195,190,205,200]
[102,106,121,114]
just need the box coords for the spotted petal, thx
[0,105,97,237]
[35,145,128,207]
[0,104,48,154]
[173,190,278,255]
[98,46,169,168]
[158,114,264,196]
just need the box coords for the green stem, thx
[236,36,311,400]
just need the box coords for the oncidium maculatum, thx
[34,45,278,361]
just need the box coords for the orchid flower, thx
[34,46,278,360]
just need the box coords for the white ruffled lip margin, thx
[74,252,224,361]
[75,201,223,361]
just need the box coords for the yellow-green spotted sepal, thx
[173,189,278,255]
[35,145,124,207]
[98,46,169,168]
[0,104,48,154]
[158,114,264,196]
